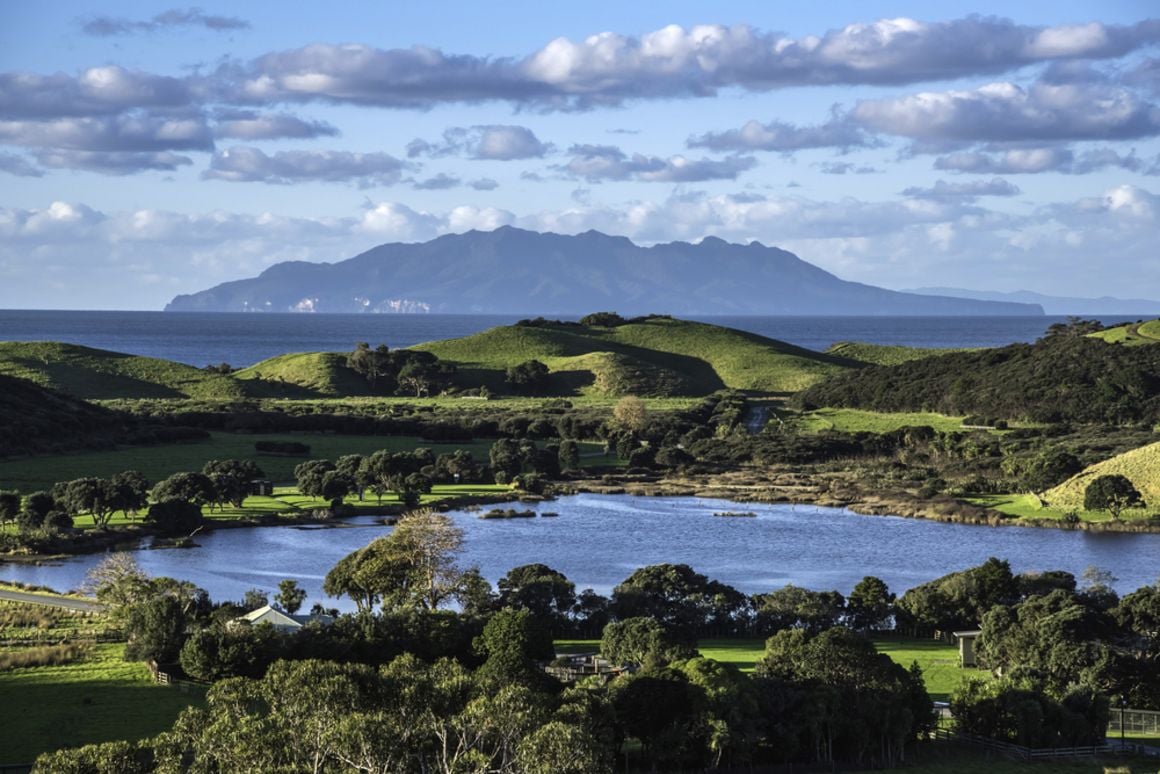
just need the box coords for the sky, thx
[1,1,1159,310]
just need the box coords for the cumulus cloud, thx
[215,18,1160,110]
[0,152,42,177]
[901,177,1021,200]
[853,78,1160,144]
[411,173,461,190]
[818,162,880,175]
[212,110,338,140]
[35,150,193,175]
[935,146,1160,175]
[688,114,875,152]
[202,147,407,186]
[0,113,213,152]
[0,67,196,119]
[81,8,249,36]
[407,125,551,160]
[470,178,499,190]
[559,144,756,182]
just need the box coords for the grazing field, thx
[800,407,972,434]
[0,341,245,400]
[1089,319,1160,346]
[0,431,619,493]
[556,635,978,700]
[416,317,855,396]
[1043,441,1160,511]
[827,341,968,366]
[234,351,378,397]
[965,493,1153,524]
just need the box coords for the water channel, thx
[2,494,1157,610]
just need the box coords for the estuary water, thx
[2,495,1156,610]
[0,310,1145,367]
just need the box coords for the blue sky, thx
[2,1,1159,309]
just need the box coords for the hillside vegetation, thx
[1088,319,1160,346]
[1043,441,1160,510]
[0,342,245,400]
[414,317,857,396]
[0,373,131,457]
[825,341,967,366]
[797,334,1160,424]
[234,352,377,397]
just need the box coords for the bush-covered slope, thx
[0,374,129,457]
[797,335,1160,424]
[1043,442,1160,510]
[0,342,246,400]
[415,317,855,396]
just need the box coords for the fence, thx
[932,727,1115,760]
[1108,707,1160,738]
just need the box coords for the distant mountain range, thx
[907,287,1160,316]
[166,227,1043,316]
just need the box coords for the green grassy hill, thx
[1088,319,1160,346]
[414,317,856,396]
[826,341,967,366]
[0,373,131,457]
[234,352,377,397]
[1043,441,1160,510]
[0,342,245,400]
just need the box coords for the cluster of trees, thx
[294,448,480,508]
[347,342,457,396]
[796,332,1160,425]
[0,470,152,533]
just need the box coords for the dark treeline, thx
[796,327,1160,425]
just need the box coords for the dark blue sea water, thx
[0,310,1144,368]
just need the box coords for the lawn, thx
[0,432,618,493]
[556,635,981,701]
[802,408,973,434]
[967,493,1151,525]
[0,595,203,766]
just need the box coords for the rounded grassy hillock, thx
[826,341,966,366]
[413,317,854,397]
[233,352,376,397]
[1042,441,1160,510]
[1088,319,1160,346]
[0,341,245,400]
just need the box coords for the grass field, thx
[1043,441,1160,511]
[416,317,855,396]
[556,635,981,701]
[1089,319,1160,346]
[965,493,1154,524]
[0,341,246,400]
[827,341,968,366]
[801,408,974,434]
[0,431,616,493]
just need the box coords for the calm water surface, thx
[3,495,1156,610]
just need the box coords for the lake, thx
[3,494,1156,610]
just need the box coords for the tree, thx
[613,395,647,432]
[84,553,154,612]
[110,470,151,518]
[56,477,120,529]
[202,460,264,508]
[489,438,523,481]
[294,459,335,498]
[505,360,551,394]
[1084,474,1143,519]
[0,490,20,527]
[498,563,576,634]
[347,342,392,388]
[610,668,709,770]
[754,585,845,635]
[474,608,555,688]
[335,454,367,499]
[601,617,694,670]
[152,472,216,508]
[557,439,581,472]
[389,472,431,508]
[21,490,56,530]
[124,594,189,663]
[579,312,626,327]
[146,498,204,536]
[846,576,896,631]
[612,563,749,640]
[275,579,307,614]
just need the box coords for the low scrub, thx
[0,641,90,670]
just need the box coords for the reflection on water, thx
[3,494,1157,611]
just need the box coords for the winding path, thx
[0,588,104,613]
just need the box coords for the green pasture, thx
[557,635,979,701]
[1089,319,1160,346]
[801,408,972,434]
[0,614,201,764]
[827,341,968,366]
[968,493,1153,525]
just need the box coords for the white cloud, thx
[901,177,1021,200]
[212,111,338,140]
[689,114,875,152]
[407,125,551,160]
[560,144,756,182]
[934,146,1159,175]
[202,146,407,185]
[81,8,250,36]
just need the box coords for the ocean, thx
[0,310,1144,368]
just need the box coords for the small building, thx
[230,605,334,634]
[250,479,274,496]
[953,629,982,668]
